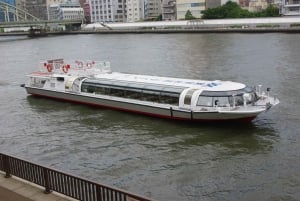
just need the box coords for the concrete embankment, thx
[1,17,300,36]
[76,27,300,34]
[1,27,300,37]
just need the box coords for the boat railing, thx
[40,59,112,75]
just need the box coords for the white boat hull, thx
[26,87,261,122]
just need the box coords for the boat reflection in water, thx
[23,59,279,122]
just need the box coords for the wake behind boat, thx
[23,59,279,122]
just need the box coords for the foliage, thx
[201,1,279,19]
[263,5,280,17]
[290,23,300,27]
[185,10,196,20]
[156,14,162,21]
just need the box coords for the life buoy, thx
[75,60,83,68]
[62,64,70,73]
[86,61,95,68]
[46,64,53,72]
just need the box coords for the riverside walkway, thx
[0,153,153,201]
[0,171,75,201]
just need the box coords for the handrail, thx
[0,152,153,201]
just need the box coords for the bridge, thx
[0,1,83,32]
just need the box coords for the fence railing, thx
[0,152,153,201]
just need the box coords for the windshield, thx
[197,87,257,107]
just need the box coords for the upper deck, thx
[27,59,246,92]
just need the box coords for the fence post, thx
[96,185,103,201]
[43,168,51,194]
[3,155,11,178]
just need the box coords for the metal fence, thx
[0,152,153,201]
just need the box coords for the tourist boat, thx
[23,59,279,122]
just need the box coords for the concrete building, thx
[239,0,250,7]
[24,0,48,20]
[176,0,205,20]
[90,0,127,23]
[127,0,144,22]
[48,3,84,20]
[144,0,162,20]
[162,0,176,20]
[206,0,221,8]
[79,0,91,23]
[281,0,300,15]
[15,0,26,11]
[47,0,66,20]
[248,0,268,11]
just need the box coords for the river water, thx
[0,33,299,201]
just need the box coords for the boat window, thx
[125,90,141,99]
[83,78,185,95]
[160,94,178,105]
[57,77,64,81]
[228,95,244,106]
[213,97,230,107]
[110,88,125,97]
[184,89,197,105]
[198,86,258,107]
[197,96,213,107]
[81,81,180,105]
[87,86,95,93]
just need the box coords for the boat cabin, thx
[79,77,258,109]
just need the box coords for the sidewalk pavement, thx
[0,171,76,201]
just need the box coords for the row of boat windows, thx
[197,96,242,107]
[197,93,256,107]
[81,84,180,105]
[80,83,257,107]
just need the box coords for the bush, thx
[185,10,196,20]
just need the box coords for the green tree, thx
[222,1,241,18]
[201,1,280,19]
[185,10,196,20]
[264,5,280,17]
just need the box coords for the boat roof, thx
[93,72,246,92]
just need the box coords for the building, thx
[239,0,250,8]
[206,0,221,8]
[145,0,162,20]
[47,0,67,20]
[281,0,300,15]
[24,0,48,20]
[48,3,84,20]
[79,0,91,23]
[127,0,144,22]
[162,0,176,20]
[248,0,268,11]
[176,0,205,20]
[90,0,127,23]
